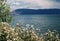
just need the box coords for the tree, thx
[0,0,12,23]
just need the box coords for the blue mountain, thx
[11,9,60,15]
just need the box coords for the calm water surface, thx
[11,14,60,34]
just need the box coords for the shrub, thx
[0,22,60,41]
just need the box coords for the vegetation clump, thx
[0,22,60,41]
[0,0,12,23]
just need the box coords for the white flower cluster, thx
[0,22,60,41]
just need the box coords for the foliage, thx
[0,0,12,23]
[0,22,60,41]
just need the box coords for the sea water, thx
[11,14,60,34]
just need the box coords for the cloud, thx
[7,0,60,11]
[52,0,60,2]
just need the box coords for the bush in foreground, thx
[0,22,60,41]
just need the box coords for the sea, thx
[11,14,60,34]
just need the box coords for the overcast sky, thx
[7,0,60,11]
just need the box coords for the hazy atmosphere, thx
[0,0,60,41]
[7,0,60,11]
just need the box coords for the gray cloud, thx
[7,0,60,11]
[53,0,60,2]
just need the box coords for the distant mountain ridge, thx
[11,9,60,15]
